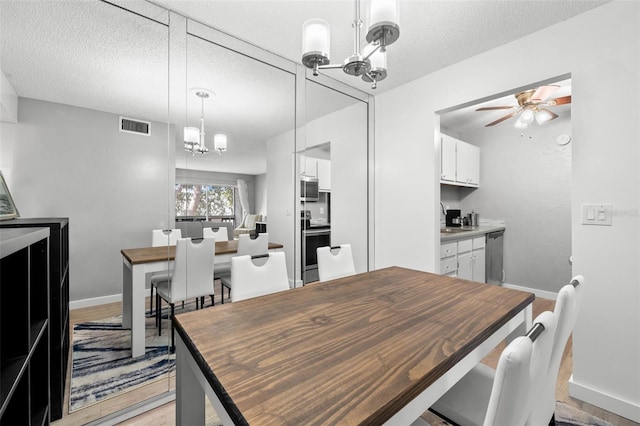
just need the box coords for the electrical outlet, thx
[581,204,612,226]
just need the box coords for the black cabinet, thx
[0,218,68,421]
[0,227,51,425]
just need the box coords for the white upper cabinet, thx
[440,136,457,183]
[317,158,331,191]
[440,134,480,187]
[303,156,318,178]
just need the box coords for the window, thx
[175,184,235,222]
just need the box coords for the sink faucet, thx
[440,202,447,216]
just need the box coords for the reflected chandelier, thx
[301,0,399,90]
[184,89,227,156]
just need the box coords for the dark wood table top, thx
[121,240,284,265]
[174,266,534,425]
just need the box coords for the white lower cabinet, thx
[440,236,486,283]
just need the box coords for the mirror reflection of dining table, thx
[120,240,284,358]
[173,266,534,425]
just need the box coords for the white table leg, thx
[130,264,146,358]
[176,334,205,425]
[122,259,132,329]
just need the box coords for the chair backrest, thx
[525,275,586,426]
[203,226,228,242]
[170,237,215,301]
[317,244,356,282]
[237,232,269,257]
[152,229,182,247]
[230,252,289,302]
[484,311,557,426]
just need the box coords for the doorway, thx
[438,77,572,294]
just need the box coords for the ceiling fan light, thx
[535,109,554,125]
[521,108,534,124]
[514,117,529,129]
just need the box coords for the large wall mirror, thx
[0,0,371,422]
[300,80,369,285]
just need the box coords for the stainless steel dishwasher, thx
[486,230,504,285]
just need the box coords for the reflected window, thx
[175,184,235,222]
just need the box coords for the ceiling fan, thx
[476,85,571,128]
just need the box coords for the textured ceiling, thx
[1,0,604,173]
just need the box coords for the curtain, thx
[237,179,250,222]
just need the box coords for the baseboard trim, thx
[501,282,557,300]
[569,375,640,423]
[88,391,175,426]
[70,290,150,310]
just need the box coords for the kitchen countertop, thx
[440,224,505,242]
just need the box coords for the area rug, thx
[69,303,194,412]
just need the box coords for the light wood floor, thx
[54,296,638,426]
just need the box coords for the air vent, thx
[119,116,151,136]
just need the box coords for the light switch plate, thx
[581,203,613,226]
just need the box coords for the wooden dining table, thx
[121,239,283,358]
[173,266,534,425]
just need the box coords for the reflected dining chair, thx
[425,311,557,426]
[152,237,215,351]
[317,244,356,282]
[149,229,182,315]
[526,275,585,426]
[220,233,269,303]
[229,252,289,302]
[203,225,229,242]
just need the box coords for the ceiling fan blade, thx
[476,106,516,111]
[485,111,519,127]
[549,95,572,106]
[531,85,560,102]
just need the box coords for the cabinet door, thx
[457,251,472,280]
[440,136,457,182]
[456,142,480,186]
[317,159,331,191]
[473,247,486,283]
[304,157,318,178]
[440,257,457,276]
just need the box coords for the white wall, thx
[306,102,369,274]
[266,130,296,284]
[254,173,267,218]
[455,116,573,293]
[375,1,639,421]
[0,98,173,301]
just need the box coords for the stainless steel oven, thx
[302,227,330,284]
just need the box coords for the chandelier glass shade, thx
[214,133,227,155]
[301,0,399,89]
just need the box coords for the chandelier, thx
[184,89,228,156]
[301,0,399,90]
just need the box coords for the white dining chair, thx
[426,311,557,426]
[220,233,269,303]
[149,229,182,315]
[229,252,289,302]
[152,237,215,351]
[317,244,356,282]
[152,228,182,246]
[203,225,229,242]
[526,275,585,426]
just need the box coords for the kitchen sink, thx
[441,227,473,233]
